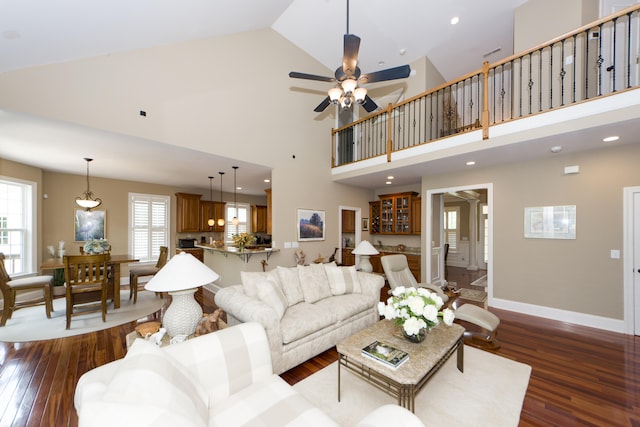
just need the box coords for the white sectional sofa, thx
[215,263,384,374]
[74,322,425,427]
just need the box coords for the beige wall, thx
[422,143,640,320]
[0,29,392,276]
[514,0,599,51]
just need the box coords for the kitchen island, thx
[195,243,280,288]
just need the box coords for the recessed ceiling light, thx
[466,161,476,166]
[603,135,619,142]
[236,186,242,190]
[385,181,392,185]
[550,145,563,153]
[451,16,460,25]
[263,179,270,183]
[399,49,406,56]
[378,61,385,67]
[387,175,394,180]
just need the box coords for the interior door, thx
[634,191,640,335]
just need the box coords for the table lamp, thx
[352,240,380,273]
[145,252,219,337]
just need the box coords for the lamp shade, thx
[145,252,219,292]
[352,240,380,256]
[341,78,357,94]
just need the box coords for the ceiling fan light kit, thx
[289,0,411,113]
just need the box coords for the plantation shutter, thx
[129,193,170,262]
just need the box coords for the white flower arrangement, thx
[378,286,455,337]
[83,238,110,254]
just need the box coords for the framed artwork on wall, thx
[297,209,325,241]
[74,210,106,242]
[362,217,369,231]
[524,205,576,239]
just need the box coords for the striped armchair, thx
[74,322,424,427]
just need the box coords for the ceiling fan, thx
[288,0,411,113]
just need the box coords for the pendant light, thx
[232,166,239,226]
[217,172,225,227]
[207,176,215,227]
[75,158,102,211]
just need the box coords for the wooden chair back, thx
[156,246,169,269]
[63,253,110,329]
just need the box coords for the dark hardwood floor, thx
[1,269,639,426]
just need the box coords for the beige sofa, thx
[215,263,384,374]
[74,322,425,427]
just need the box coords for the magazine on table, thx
[361,341,409,369]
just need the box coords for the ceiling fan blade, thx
[359,65,411,84]
[314,96,332,112]
[361,95,379,113]
[289,71,335,83]
[342,34,361,76]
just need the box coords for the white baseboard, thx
[490,297,627,334]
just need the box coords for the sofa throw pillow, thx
[256,277,288,319]
[324,264,362,295]
[276,266,304,306]
[101,339,208,427]
[241,270,279,298]
[297,264,332,303]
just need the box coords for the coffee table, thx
[336,319,465,412]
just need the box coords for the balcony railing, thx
[332,4,640,168]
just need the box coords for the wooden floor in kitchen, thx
[1,267,638,426]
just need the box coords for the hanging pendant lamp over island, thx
[217,172,225,227]
[207,176,215,227]
[232,166,239,226]
[75,158,102,211]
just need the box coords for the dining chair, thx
[128,246,168,303]
[0,253,53,326]
[63,253,110,329]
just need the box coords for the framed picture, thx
[524,205,576,239]
[297,208,325,241]
[75,210,106,241]
[362,217,369,231]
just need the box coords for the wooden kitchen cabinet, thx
[199,201,226,232]
[342,210,356,233]
[264,188,272,235]
[176,248,204,263]
[411,197,421,235]
[176,193,201,232]
[378,192,418,234]
[341,248,355,266]
[369,201,381,234]
[252,205,268,233]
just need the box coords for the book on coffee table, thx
[361,341,409,369]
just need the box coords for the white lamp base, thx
[359,255,373,273]
[163,288,202,337]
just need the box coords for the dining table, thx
[41,254,140,309]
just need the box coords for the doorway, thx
[623,186,640,335]
[338,206,361,266]
[426,184,492,299]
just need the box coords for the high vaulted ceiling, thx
[2,0,604,194]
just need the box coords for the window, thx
[444,206,459,251]
[0,178,34,275]
[225,203,250,243]
[129,193,170,263]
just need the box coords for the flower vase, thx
[238,244,245,253]
[403,328,427,343]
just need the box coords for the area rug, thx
[294,345,530,427]
[459,287,487,303]
[0,290,164,342]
